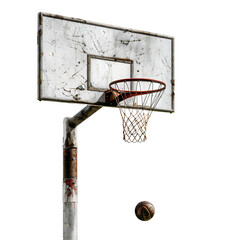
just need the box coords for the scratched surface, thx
[38,13,174,112]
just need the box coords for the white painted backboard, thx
[38,13,174,112]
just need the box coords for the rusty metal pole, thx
[63,117,78,240]
[68,105,102,128]
[63,105,102,240]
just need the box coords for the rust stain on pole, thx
[63,148,77,178]
[63,178,78,202]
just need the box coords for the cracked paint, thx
[38,13,174,112]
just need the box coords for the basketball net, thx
[109,79,166,143]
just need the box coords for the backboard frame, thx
[38,12,175,113]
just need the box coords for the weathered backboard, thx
[38,13,174,112]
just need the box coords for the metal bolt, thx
[73,95,81,100]
[77,84,85,90]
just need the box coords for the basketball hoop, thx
[108,78,166,143]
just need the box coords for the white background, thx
[1,1,240,240]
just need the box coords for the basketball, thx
[135,201,155,221]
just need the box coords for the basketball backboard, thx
[38,12,174,112]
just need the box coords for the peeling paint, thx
[63,178,77,202]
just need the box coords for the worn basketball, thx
[135,201,155,221]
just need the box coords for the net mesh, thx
[110,79,165,143]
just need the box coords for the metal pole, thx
[69,105,102,129]
[63,118,78,240]
[63,105,102,240]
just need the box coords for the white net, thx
[110,79,165,143]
